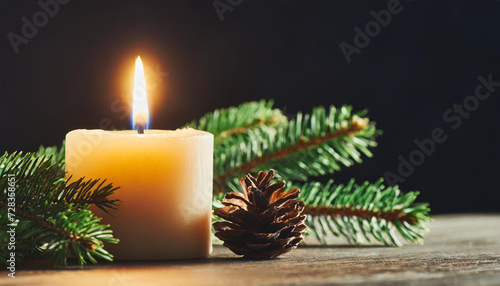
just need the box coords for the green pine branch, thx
[3,202,116,265]
[61,177,120,216]
[212,105,380,194]
[295,179,431,246]
[0,152,120,265]
[184,99,287,142]
[36,143,66,164]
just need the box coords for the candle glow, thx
[132,56,150,132]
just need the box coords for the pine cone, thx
[213,169,307,259]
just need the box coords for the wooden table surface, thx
[2,214,500,286]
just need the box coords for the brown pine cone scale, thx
[213,170,307,259]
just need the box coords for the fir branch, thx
[0,201,115,264]
[304,204,416,225]
[295,179,431,246]
[216,117,368,184]
[213,106,380,194]
[0,152,119,265]
[7,203,117,265]
[0,201,72,239]
[215,117,281,141]
[0,152,120,215]
[36,143,66,164]
[184,99,287,141]
[61,177,120,215]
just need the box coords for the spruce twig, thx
[213,105,380,194]
[184,99,287,142]
[295,179,431,246]
[61,177,120,215]
[0,152,119,265]
[215,117,369,188]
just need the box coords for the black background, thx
[1,0,499,214]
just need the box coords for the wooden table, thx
[3,214,500,285]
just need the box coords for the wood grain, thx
[2,214,499,285]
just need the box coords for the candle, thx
[65,57,214,260]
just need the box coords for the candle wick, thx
[136,123,145,134]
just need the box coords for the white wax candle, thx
[65,128,213,260]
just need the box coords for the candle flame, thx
[132,56,150,132]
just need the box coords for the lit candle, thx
[65,57,214,260]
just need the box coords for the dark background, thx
[1,0,499,213]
